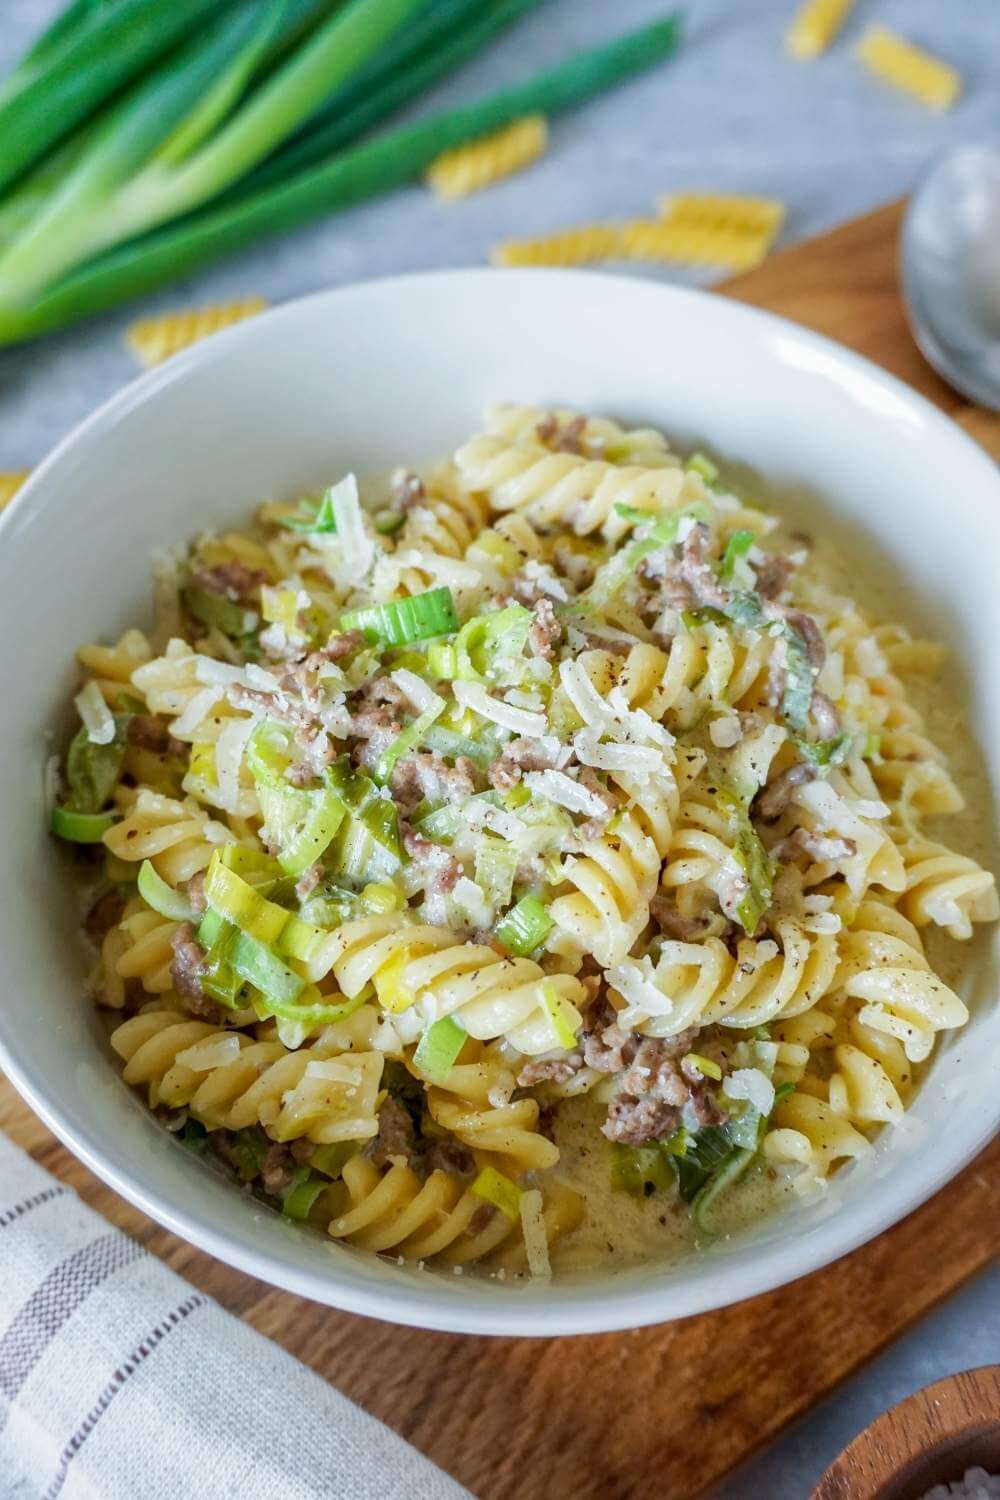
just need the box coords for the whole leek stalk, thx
[0,0,424,305]
[0,0,239,193]
[0,7,682,346]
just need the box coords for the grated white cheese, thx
[453,679,547,737]
[175,1033,243,1070]
[213,715,255,814]
[518,1188,551,1279]
[559,658,611,729]
[608,955,674,1023]
[390,668,440,714]
[330,473,374,579]
[194,655,253,686]
[303,1058,362,1084]
[518,558,569,602]
[853,797,890,820]
[74,680,116,745]
[244,663,283,693]
[573,727,662,776]
[709,713,742,749]
[604,688,672,749]
[522,769,608,817]
[170,685,223,739]
[450,876,493,928]
[724,1067,775,1116]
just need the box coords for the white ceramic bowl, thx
[1,271,997,1337]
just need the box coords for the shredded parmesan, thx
[522,769,609,817]
[170,685,223,738]
[453,680,547,737]
[213,715,255,813]
[724,1068,775,1116]
[74,680,116,745]
[451,876,494,928]
[518,1189,551,1278]
[194,656,249,686]
[244,664,283,692]
[391,668,441,714]
[573,727,662,776]
[303,1058,362,1084]
[518,558,569,601]
[332,474,372,566]
[709,713,742,749]
[175,1033,243,1070]
[464,800,526,840]
[608,955,674,1025]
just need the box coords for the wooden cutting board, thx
[3,199,999,1500]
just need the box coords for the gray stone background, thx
[1,1,998,1495]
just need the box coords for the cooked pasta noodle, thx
[454,432,692,540]
[326,1156,582,1267]
[52,400,995,1275]
[111,1009,383,1143]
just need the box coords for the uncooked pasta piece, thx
[786,0,855,59]
[618,218,771,271]
[426,115,548,200]
[490,224,622,267]
[855,26,961,110]
[126,297,268,367]
[0,470,29,508]
[657,192,785,241]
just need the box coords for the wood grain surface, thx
[812,1366,1000,1500]
[3,199,999,1500]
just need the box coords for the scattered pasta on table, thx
[786,0,855,60]
[126,297,269,368]
[0,470,30,509]
[490,190,785,273]
[50,402,997,1275]
[490,225,623,268]
[618,219,772,272]
[855,26,961,110]
[426,116,548,200]
[657,193,786,241]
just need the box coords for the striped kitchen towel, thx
[0,1133,469,1500]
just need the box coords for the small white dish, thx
[0,270,997,1337]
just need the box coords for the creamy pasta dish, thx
[50,403,998,1278]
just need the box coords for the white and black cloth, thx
[0,1133,469,1500]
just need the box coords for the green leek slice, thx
[413,1014,467,1084]
[494,894,553,955]
[50,805,117,842]
[137,859,195,921]
[340,586,458,646]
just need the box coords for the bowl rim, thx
[2,266,998,1337]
